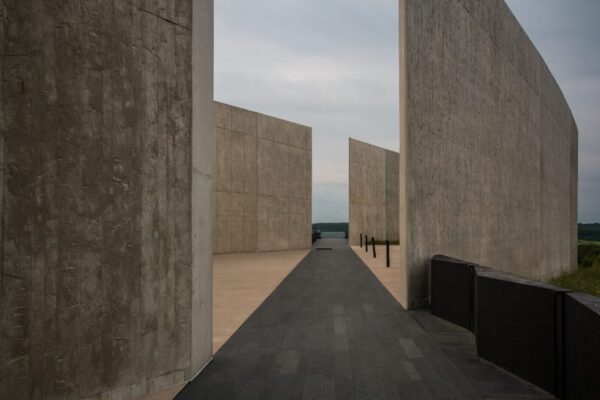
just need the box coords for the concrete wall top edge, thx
[349,137,399,155]
[214,100,313,132]
[215,101,312,152]
[459,0,576,126]
[505,1,576,124]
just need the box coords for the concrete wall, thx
[213,102,312,254]
[399,0,578,308]
[348,139,399,246]
[0,1,214,399]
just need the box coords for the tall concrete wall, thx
[399,0,578,308]
[0,1,214,399]
[349,139,399,246]
[213,102,312,254]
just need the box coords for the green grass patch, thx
[578,240,600,246]
[551,265,600,298]
[578,242,600,268]
[549,242,600,297]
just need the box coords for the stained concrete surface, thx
[349,139,399,246]
[213,102,312,254]
[399,0,578,308]
[177,239,555,399]
[0,1,214,399]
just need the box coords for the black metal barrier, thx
[430,255,600,399]
[430,255,477,331]
[565,293,600,400]
[475,270,568,397]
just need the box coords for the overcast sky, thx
[214,0,600,223]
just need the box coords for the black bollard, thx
[386,240,390,267]
[372,237,376,258]
[365,235,369,252]
[360,234,363,248]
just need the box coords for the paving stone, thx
[177,239,553,400]
[449,356,555,399]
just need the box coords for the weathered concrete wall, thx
[399,0,578,308]
[0,1,214,399]
[349,139,399,246]
[213,102,312,254]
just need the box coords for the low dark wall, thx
[430,255,476,330]
[429,255,600,398]
[565,293,600,400]
[475,270,568,396]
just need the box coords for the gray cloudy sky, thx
[214,0,600,223]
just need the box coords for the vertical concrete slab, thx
[0,1,214,399]
[385,150,400,242]
[399,0,578,309]
[191,0,214,378]
[398,0,409,309]
[348,138,400,247]
[213,102,312,254]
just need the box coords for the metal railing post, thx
[360,234,362,248]
[372,237,376,258]
[386,240,390,267]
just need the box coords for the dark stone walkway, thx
[177,240,553,400]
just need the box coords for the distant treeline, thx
[579,223,600,242]
[313,222,348,233]
[311,223,600,240]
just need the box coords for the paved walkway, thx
[176,240,553,400]
[213,250,309,352]
[351,244,403,305]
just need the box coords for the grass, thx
[551,265,600,298]
[578,240,600,246]
[548,241,600,297]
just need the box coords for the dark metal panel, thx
[474,269,569,396]
[430,255,477,331]
[565,293,600,400]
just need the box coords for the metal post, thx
[372,237,376,258]
[386,240,390,267]
[365,235,369,252]
[360,234,362,248]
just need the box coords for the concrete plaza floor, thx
[351,244,403,304]
[212,250,310,352]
